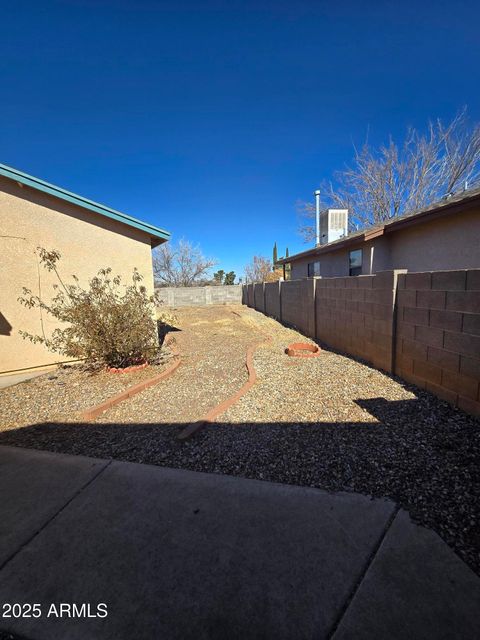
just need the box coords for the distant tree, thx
[299,108,480,240]
[285,247,289,258]
[244,256,281,283]
[213,269,225,285]
[224,271,236,285]
[272,242,278,267]
[153,239,216,287]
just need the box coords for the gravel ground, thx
[1,305,479,576]
[97,305,265,424]
[0,349,174,430]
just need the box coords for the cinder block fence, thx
[243,269,480,417]
[156,284,242,307]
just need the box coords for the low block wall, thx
[395,270,480,415]
[156,284,242,307]
[243,269,480,417]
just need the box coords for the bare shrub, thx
[18,248,161,369]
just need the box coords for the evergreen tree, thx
[224,271,236,285]
[213,269,225,285]
[285,247,289,258]
[272,242,278,267]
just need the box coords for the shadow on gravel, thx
[0,396,479,576]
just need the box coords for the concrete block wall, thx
[254,283,265,312]
[281,278,316,338]
[395,269,480,416]
[247,284,254,307]
[156,284,242,307]
[242,269,480,416]
[264,281,281,320]
[316,271,398,373]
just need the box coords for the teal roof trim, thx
[0,163,170,247]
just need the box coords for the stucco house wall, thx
[289,205,480,280]
[0,175,159,374]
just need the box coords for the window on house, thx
[307,261,321,277]
[349,249,362,276]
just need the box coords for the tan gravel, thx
[99,305,266,424]
[0,350,174,430]
[220,308,417,424]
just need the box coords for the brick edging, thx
[80,337,181,421]
[177,335,272,441]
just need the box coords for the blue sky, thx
[1,0,480,279]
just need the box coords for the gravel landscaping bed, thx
[0,348,174,430]
[1,305,479,577]
[97,305,266,424]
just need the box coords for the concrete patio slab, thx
[0,452,395,640]
[332,509,480,639]
[0,446,108,567]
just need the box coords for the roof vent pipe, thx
[314,189,321,246]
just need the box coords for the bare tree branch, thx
[299,109,480,241]
[244,256,281,283]
[153,239,217,287]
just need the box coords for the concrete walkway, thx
[0,446,479,640]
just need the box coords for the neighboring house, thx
[0,163,170,374]
[278,188,480,280]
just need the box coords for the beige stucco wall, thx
[289,206,480,279]
[0,176,156,374]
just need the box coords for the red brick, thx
[444,331,480,358]
[466,270,480,291]
[431,270,466,291]
[457,396,480,417]
[402,338,427,360]
[441,369,479,400]
[429,309,463,332]
[396,289,416,308]
[459,355,480,380]
[427,346,460,372]
[413,359,442,385]
[462,313,480,336]
[396,321,415,340]
[403,306,429,326]
[405,272,432,290]
[425,382,457,406]
[416,290,446,310]
[446,291,480,313]
[414,325,444,348]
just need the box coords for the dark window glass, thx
[349,249,362,276]
[308,261,320,277]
